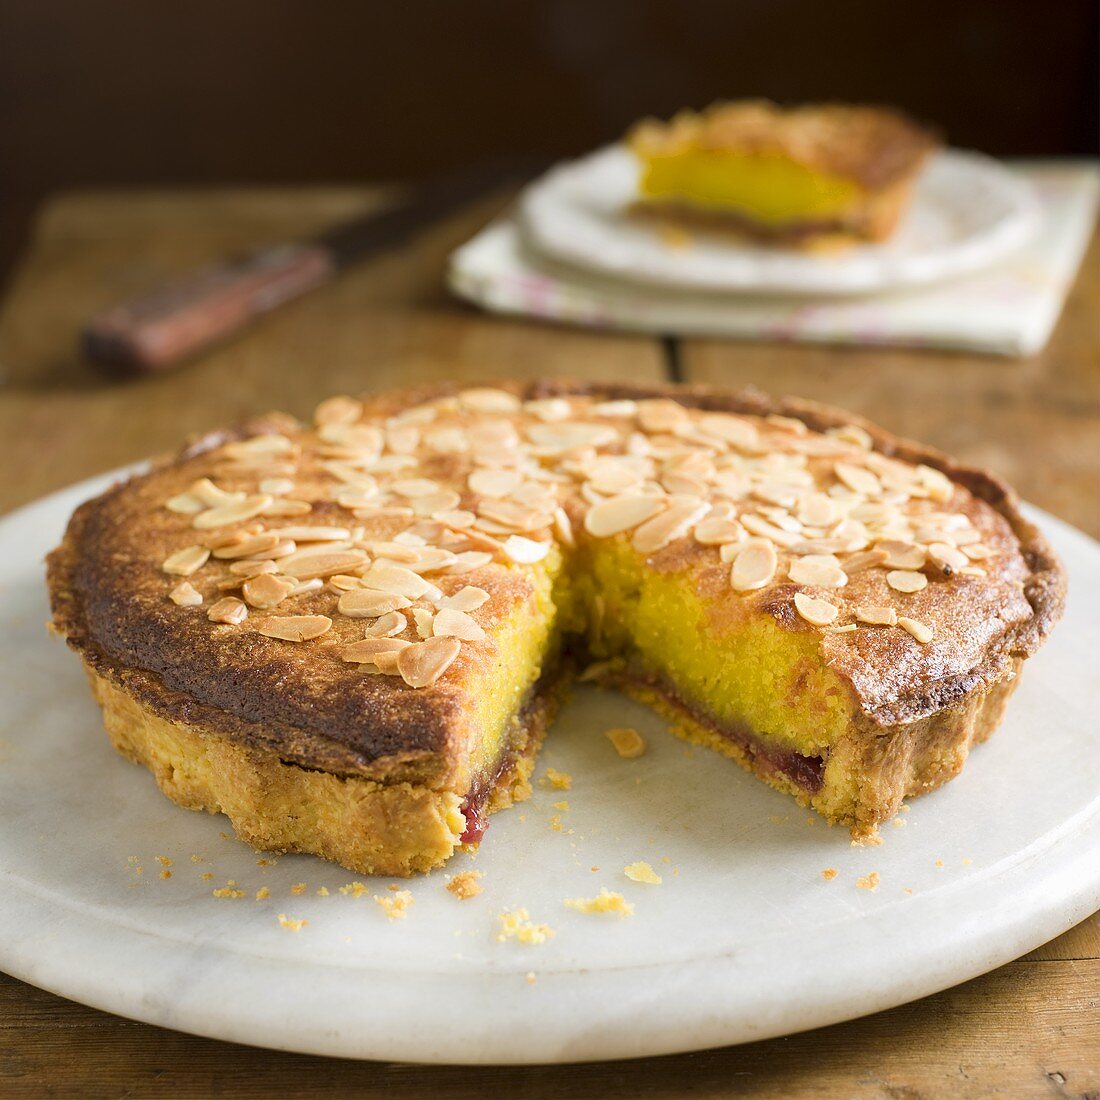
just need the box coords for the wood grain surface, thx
[0,189,1096,1099]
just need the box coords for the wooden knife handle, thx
[82,243,335,372]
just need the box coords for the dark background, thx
[1,0,1097,271]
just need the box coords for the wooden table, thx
[1,189,1097,1099]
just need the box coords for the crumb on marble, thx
[543,768,572,791]
[446,871,483,900]
[604,726,646,759]
[374,889,413,920]
[255,886,270,900]
[624,861,662,885]
[821,868,838,881]
[856,872,880,892]
[339,881,369,898]
[277,913,307,932]
[564,888,635,917]
[497,908,554,945]
[291,882,306,895]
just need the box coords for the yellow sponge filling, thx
[638,150,860,225]
[463,531,857,790]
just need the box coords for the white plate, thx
[518,145,1040,296]
[1,472,1098,1064]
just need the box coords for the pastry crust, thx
[47,380,1065,871]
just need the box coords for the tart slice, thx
[47,382,1063,875]
[628,100,938,247]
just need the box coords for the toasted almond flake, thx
[468,468,523,497]
[340,637,411,664]
[400,608,428,639]
[877,540,926,570]
[259,477,295,496]
[730,538,777,592]
[631,496,709,554]
[189,478,244,507]
[584,494,665,538]
[697,413,759,449]
[523,397,572,422]
[360,561,436,599]
[363,611,408,637]
[223,434,296,460]
[605,727,646,759]
[928,541,969,572]
[212,533,286,560]
[265,526,350,542]
[459,387,521,413]
[169,581,203,606]
[834,462,881,497]
[391,478,441,499]
[254,614,332,642]
[397,635,462,688]
[797,492,839,528]
[435,585,489,612]
[242,573,296,609]
[553,507,575,548]
[288,578,324,597]
[162,545,210,576]
[280,550,368,580]
[314,395,363,427]
[788,556,848,589]
[856,605,898,626]
[843,548,891,573]
[887,569,928,593]
[193,494,273,530]
[794,592,838,627]
[898,616,934,644]
[740,513,798,547]
[963,543,993,561]
[476,498,547,532]
[166,492,205,514]
[414,489,463,518]
[228,558,278,577]
[432,608,486,642]
[208,597,248,625]
[694,516,744,545]
[502,535,551,564]
[825,623,858,634]
[338,589,412,618]
[328,574,363,591]
[438,550,492,575]
[527,421,618,453]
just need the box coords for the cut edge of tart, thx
[46,380,1064,875]
[627,100,939,247]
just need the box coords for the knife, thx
[81,158,541,373]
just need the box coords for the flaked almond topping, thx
[397,635,462,688]
[459,387,521,413]
[411,607,434,638]
[360,561,437,599]
[477,498,550,532]
[928,542,969,572]
[436,508,477,529]
[527,421,618,453]
[632,496,709,554]
[435,585,489,612]
[523,397,573,422]
[855,605,898,626]
[169,581,203,606]
[391,477,441,499]
[887,569,928,593]
[443,550,494,574]
[694,516,744,545]
[584,494,665,538]
[254,614,332,642]
[193,494,273,530]
[165,492,205,515]
[788,556,848,589]
[898,616,934,644]
[288,578,324,597]
[400,548,458,574]
[413,489,463,518]
[329,574,364,592]
[314,395,363,427]
[843,548,891,572]
[502,535,551,564]
[741,513,799,547]
[592,399,637,418]
[162,545,210,576]
[468,468,524,498]
[265,526,350,542]
[336,589,411,616]
[189,478,245,507]
[363,611,408,638]
[963,544,993,561]
[229,558,278,576]
[553,507,575,548]
[730,538,777,592]
[877,540,926,570]
[259,477,295,496]
[697,413,759,449]
[797,493,839,528]
[827,424,874,450]
[280,550,368,580]
[340,637,411,666]
[223,433,296,459]
[834,462,881,498]
[212,533,287,561]
[794,592,838,627]
[242,573,296,610]
[432,608,486,642]
[207,596,248,625]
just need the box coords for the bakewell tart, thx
[628,101,938,246]
[47,381,1064,875]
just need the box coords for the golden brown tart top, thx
[48,381,1063,781]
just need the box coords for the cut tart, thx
[47,382,1064,875]
[628,100,938,247]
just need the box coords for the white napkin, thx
[448,162,1097,358]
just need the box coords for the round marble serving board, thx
[1,471,1098,1065]
[518,145,1040,296]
